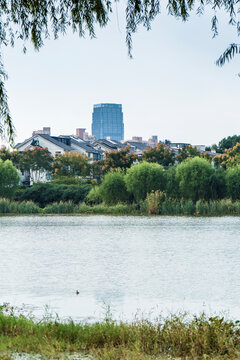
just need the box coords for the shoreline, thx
[2,199,240,216]
[0,305,239,359]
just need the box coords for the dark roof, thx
[15,136,33,149]
[40,134,73,151]
[70,138,103,154]
[125,141,147,151]
[15,134,74,151]
[108,140,127,148]
[93,139,118,150]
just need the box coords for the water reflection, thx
[0,215,240,320]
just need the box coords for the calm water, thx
[0,215,240,321]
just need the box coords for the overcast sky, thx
[1,3,240,147]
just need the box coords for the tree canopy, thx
[0,0,239,141]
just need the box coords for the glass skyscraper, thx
[92,103,124,142]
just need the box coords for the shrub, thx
[176,157,215,202]
[85,186,102,205]
[165,166,180,198]
[0,198,16,213]
[100,171,129,205]
[209,168,227,199]
[226,166,240,200]
[146,190,166,214]
[125,162,166,202]
[44,201,75,214]
[17,201,40,214]
[50,176,90,185]
[0,159,20,199]
[18,183,91,207]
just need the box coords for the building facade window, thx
[92,103,124,142]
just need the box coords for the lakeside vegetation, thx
[3,136,240,216]
[0,304,240,359]
[3,198,240,216]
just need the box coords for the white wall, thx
[17,135,66,156]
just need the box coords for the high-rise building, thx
[76,128,86,139]
[92,103,124,142]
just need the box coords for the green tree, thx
[176,157,215,202]
[226,166,240,200]
[0,159,20,199]
[213,143,240,169]
[209,168,227,199]
[176,145,201,163]
[101,146,137,174]
[165,166,180,198]
[0,146,11,161]
[143,143,175,167]
[20,147,53,182]
[125,161,166,202]
[214,135,240,154]
[52,151,90,178]
[100,171,129,205]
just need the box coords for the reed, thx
[3,197,240,216]
[0,305,239,359]
[43,200,75,214]
[16,201,40,214]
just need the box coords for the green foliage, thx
[75,203,139,215]
[165,166,180,198]
[44,200,75,214]
[215,135,240,154]
[0,159,20,199]
[176,145,201,163]
[19,147,53,172]
[0,146,11,161]
[209,168,227,199]
[226,166,240,200]
[0,199,40,213]
[101,146,137,174]
[143,143,175,167]
[125,161,166,202]
[85,186,103,205]
[176,157,215,202]
[213,143,240,169]
[0,198,17,213]
[17,183,91,207]
[0,307,239,359]
[50,175,90,185]
[16,201,40,214]
[100,171,129,205]
[52,151,91,177]
[146,190,166,214]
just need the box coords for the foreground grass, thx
[1,306,240,359]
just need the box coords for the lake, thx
[0,215,240,321]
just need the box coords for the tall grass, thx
[44,200,75,214]
[145,191,240,216]
[0,306,239,359]
[0,199,40,214]
[2,197,240,216]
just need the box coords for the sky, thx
[1,2,240,147]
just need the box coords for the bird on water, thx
[76,290,79,295]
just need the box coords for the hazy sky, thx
[1,3,240,147]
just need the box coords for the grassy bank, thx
[2,197,240,216]
[0,305,240,359]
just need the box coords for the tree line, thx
[2,135,240,208]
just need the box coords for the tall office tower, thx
[92,103,124,141]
